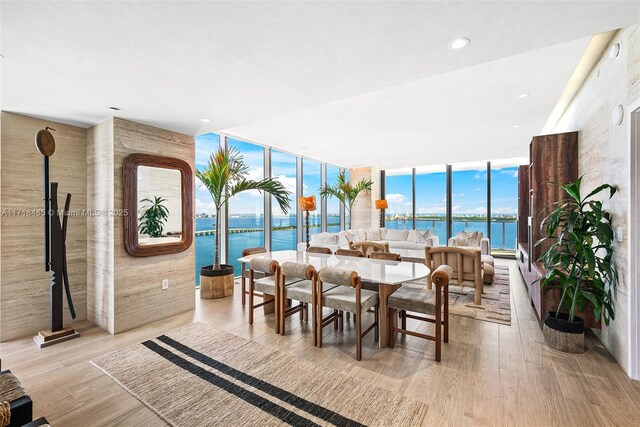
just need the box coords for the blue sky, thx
[196,133,518,216]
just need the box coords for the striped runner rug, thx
[92,323,428,426]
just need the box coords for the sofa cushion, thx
[385,229,409,241]
[310,233,338,245]
[387,240,425,250]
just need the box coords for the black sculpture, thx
[34,127,78,347]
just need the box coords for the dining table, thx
[237,250,430,348]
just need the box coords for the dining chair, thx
[249,258,302,333]
[333,248,364,322]
[369,252,401,261]
[388,265,453,362]
[307,246,333,254]
[335,248,364,257]
[316,267,379,360]
[241,247,267,307]
[279,262,340,345]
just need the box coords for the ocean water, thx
[195,217,516,285]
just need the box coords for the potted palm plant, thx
[138,196,169,238]
[319,170,373,229]
[196,146,291,299]
[537,177,617,353]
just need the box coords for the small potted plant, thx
[138,196,169,238]
[319,170,372,229]
[196,146,291,299]
[537,177,617,353]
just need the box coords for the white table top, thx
[238,250,429,285]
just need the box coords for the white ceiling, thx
[2,1,639,168]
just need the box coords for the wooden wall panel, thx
[1,112,87,341]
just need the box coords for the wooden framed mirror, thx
[123,153,193,257]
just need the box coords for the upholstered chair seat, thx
[254,276,302,295]
[388,284,439,315]
[285,280,336,304]
[322,287,379,313]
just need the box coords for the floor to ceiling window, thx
[227,138,265,272]
[194,133,221,285]
[415,165,447,243]
[326,165,342,232]
[490,164,519,252]
[384,159,519,255]
[271,150,298,250]
[302,158,322,238]
[451,161,488,237]
[385,169,413,231]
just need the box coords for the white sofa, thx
[296,228,439,253]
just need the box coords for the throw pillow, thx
[354,229,367,242]
[385,229,409,241]
[337,231,350,246]
[455,231,483,246]
[366,228,381,241]
[408,229,433,243]
[379,228,388,239]
[343,229,357,242]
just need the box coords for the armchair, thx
[448,231,494,284]
[425,246,484,305]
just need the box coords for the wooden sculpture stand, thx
[33,128,79,348]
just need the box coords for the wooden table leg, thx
[378,282,401,348]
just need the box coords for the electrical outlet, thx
[162,279,169,290]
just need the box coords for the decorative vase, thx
[200,264,235,299]
[542,312,585,353]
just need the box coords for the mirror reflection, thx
[137,166,182,246]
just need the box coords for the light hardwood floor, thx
[2,260,640,426]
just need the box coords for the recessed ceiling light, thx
[448,38,470,50]
[200,118,211,123]
[512,125,521,128]
[108,106,120,111]
[517,93,530,99]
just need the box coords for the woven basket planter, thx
[542,312,585,354]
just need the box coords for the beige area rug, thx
[92,323,427,426]
[446,264,512,325]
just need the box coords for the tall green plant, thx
[196,146,291,270]
[138,196,169,238]
[319,171,373,229]
[537,177,617,324]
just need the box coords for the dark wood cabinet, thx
[516,131,599,327]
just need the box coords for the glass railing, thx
[195,216,517,284]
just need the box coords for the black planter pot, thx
[544,312,584,334]
[542,312,585,353]
[200,264,235,277]
[200,264,235,299]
